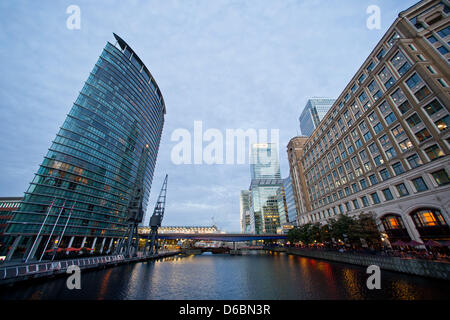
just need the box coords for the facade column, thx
[27,236,43,261]
[65,236,75,255]
[79,236,87,255]
[99,238,106,254]
[5,236,22,261]
[107,238,114,254]
[90,237,97,254]
[402,214,422,241]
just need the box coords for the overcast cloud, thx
[0,0,417,231]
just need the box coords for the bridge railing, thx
[0,254,126,281]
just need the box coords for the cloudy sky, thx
[0,0,417,232]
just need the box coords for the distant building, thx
[0,197,22,258]
[299,98,335,136]
[275,178,297,234]
[240,190,251,233]
[250,143,281,179]
[139,225,220,234]
[287,137,310,226]
[283,177,298,226]
[248,143,283,234]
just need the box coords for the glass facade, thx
[249,143,283,234]
[5,34,166,260]
[250,143,281,180]
[299,98,335,136]
[240,190,251,233]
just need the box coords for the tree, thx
[356,212,382,248]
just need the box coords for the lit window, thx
[415,128,431,142]
[424,144,444,160]
[431,169,450,186]
[435,115,449,131]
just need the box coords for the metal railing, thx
[0,254,126,281]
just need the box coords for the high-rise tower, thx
[4,34,166,261]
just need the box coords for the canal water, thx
[0,252,449,300]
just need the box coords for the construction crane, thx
[117,144,149,257]
[145,174,168,255]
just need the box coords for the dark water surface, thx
[1,252,449,300]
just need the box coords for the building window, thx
[435,115,449,131]
[369,174,378,185]
[380,168,390,181]
[390,88,406,105]
[371,192,380,204]
[405,73,423,91]
[437,26,450,38]
[397,100,411,114]
[385,147,397,160]
[377,48,386,60]
[396,183,409,197]
[358,73,366,84]
[392,162,405,175]
[374,155,384,166]
[382,188,394,201]
[407,154,422,168]
[373,122,383,134]
[405,113,422,128]
[390,50,411,75]
[363,131,372,142]
[399,138,413,151]
[361,196,369,207]
[379,134,390,146]
[360,179,368,189]
[415,128,431,142]
[353,199,360,209]
[385,112,397,125]
[345,202,351,211]
[437,46,449,55]
[391,125,405,139]
[426,65,436,74]
[412,177,428,192]
[431,169,450,186]
[414,86,431,101]
[425,144,444,161]
[359,92,368,103]
[427,35,438,43]
[411,209,447,228]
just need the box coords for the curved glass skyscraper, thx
[4,34,166,261]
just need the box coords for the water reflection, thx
[0,254,448,300]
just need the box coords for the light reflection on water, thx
[0,253,449,300]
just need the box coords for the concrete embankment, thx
[275,248,450,280]
[0,251,180,286]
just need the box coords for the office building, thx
[248,143,283,234]
[287,136,310,226]
[0,197,22,258]
[4,33,166,261]
[299,98,335,136]
[283,177,298,227]
[288,0,450,245]
[240,190,251,233]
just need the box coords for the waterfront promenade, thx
[0,250,180,286]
